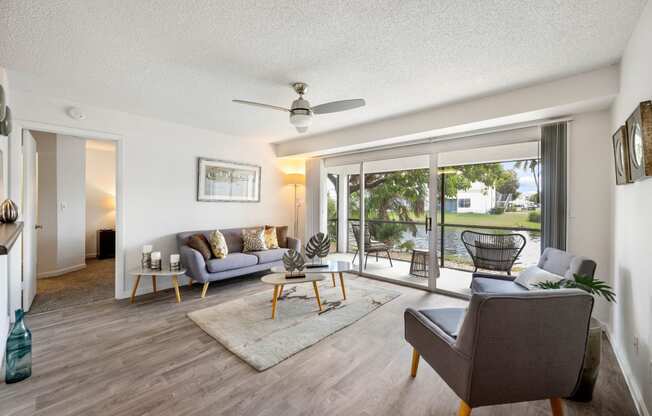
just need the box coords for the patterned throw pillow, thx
[187,234,212,261]
[264,226,279,249]
[242,228,267,252]
[209,230,229,259]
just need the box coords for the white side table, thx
[129,266,187,304]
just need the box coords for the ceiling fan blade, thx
[312,99,366,114]
[232,99,290,112]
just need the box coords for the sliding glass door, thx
[354,154,438,288]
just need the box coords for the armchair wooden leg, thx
[457,401,472,416]
[549,398,563,416]
[201,282,210,298]
[410,348,420,377]
[387,250,393,267]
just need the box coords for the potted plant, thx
[534,274,615,402]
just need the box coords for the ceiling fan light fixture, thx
[289,109,312,130]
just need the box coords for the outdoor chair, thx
[461,230,526,275]
[351,223,393,268]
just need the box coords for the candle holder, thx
[170,261,181,272]
[150,258,162,271]
[141,252,152,269]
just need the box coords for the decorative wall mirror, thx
[626,101,652,181]
[612,125,631,185]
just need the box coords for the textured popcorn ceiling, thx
[0,0,645,141]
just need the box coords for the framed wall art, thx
[197,158,261,202]
[626,100,652,182]
[612,125,631,185]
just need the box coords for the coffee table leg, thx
[172,275,182,303]
[278,285,284,300]
[312,281,323,312]
[339,272,347,300]
[152,276,157,294]
[130,275,141,304]
[271,285,280,319]
[331,273,336,287]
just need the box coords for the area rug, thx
[187,278,400,371]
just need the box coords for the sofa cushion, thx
[269,225,289,248]
[420,308,466,339]
[514,265,563,289]
[471,277,528,294]
[206,253,258,273]
[252,248,288,264]
[264,226,280,249]
[187,234,212,261]
[209,230,229,259]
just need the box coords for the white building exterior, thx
[454,181,496,214]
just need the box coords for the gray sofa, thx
[177,228,301,294]
[471,247,597,294]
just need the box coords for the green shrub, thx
[528,211,541,223]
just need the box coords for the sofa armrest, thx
[180,245,211,282]
[471,271,516,281]
[287,237,301,252]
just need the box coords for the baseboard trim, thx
[85,252,97,259]
[600,323,649,416]
[37,263,87,279]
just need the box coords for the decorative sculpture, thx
[305,232,330,264]
[0,199,18,223]
[282,249,305,278]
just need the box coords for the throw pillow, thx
[514,265,563,290]
[187,234,212,261]
[242,228,267,252]
[209,230,229,259]
[264,226,279,249]
[267,225,289,248]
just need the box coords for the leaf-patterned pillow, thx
[242,228,268,252]
[209,230,229,259]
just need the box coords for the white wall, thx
[32,131,58,275]
[85,141,116,257]
[609,1,652,413]
[566,110,613,325]
[7,87,294,299]
[0,65,10,368]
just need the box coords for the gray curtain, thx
[541,122,567,251]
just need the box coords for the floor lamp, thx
[285,173,305,238]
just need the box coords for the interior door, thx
[22,130,37,311]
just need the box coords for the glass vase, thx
[5,309,32,384]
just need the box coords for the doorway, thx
[25,130,117,313]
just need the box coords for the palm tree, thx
[514,159,540,203]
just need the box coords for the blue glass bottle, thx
[5,309,32,383]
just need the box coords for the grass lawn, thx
[438,211,541,231]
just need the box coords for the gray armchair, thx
[471,247,597,294]
[405,289,594,415]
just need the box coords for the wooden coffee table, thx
[271,260,351,300]
[261,273,326,319]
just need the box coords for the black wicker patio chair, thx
[461,230,526,275]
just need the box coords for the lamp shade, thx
[284,173,305,185]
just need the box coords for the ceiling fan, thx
[232,82,365,133]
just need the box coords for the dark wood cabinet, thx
[97,229,115,259]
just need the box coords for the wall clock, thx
[612,125,631,185]
[626,101,652,181]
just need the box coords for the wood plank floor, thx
[1,274,638,416]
